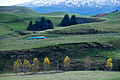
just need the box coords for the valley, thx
[0,6,120,79]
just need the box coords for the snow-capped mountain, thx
[17,0,120,15]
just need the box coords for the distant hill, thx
[39,11,87,17]
[0,6,39,14]
[92,10,120,19]
[92,13,109,17]
[102,11,120,19]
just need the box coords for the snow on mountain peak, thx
[18,0,120,7]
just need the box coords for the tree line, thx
[27,17,54,31]
[27,14,78,31]
[14,56,113,75]
[14,56,70,75]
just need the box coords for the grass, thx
[102,11,120,19]
[1,33,120,51]
[0,71,120,80]
[1,6,120,73]
[46,18,120,34]
[0,6,103,33]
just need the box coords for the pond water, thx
[27,36,46,39]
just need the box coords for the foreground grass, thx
[0,71,120,80]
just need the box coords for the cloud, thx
[0,0,33,6]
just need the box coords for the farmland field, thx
[1,33,120,51]
[0,6,120,79]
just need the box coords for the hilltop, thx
[92,10,120,19]
[0,6,39,14]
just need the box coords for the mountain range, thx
[16,0,120,15]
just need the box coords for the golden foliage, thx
[14,59,22,71]
[106,58,113,69]
[33,58,39,70]
[43,57,50,65]
[64,56,70,70]
[64,56,70,65]
[23,59,31,68]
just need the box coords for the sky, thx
[0,0,33,6]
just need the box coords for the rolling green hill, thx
[0,6,102,37]
[0,6,39,14]
[1,6,120,73]
[39,11,88,17]
[92,11,120,19]
[46,18,120,34]
[102,11,120,19]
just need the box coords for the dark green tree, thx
[27,17,54,31]
[46,19,54,29]
[70,15,77,25]
[59,14,70,26]
[27,21,33,30]
[34,20,40,30]
[39,17,48,30]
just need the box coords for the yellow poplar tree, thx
[23,59,31,74]
[43,57,50,71]
[106,58,113,71]
[64,56,70,71]
[13,59,22,75]
[32,58,39,72]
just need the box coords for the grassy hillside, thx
[0,6,39,14]
[0,71,120,80]
[39,11,88,17]
[46,18,120,34]
[1,33,120,51]
[0,6,104,38]
[0,6,88,31]
[102,11,120,19]
[1,6,120,73]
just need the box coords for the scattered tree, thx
[32,58,39,72]
[106,58,113,71]
[64,56,70,71]
[43,57,50,71]
[13,59,22,75]
[23,59,31,74]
